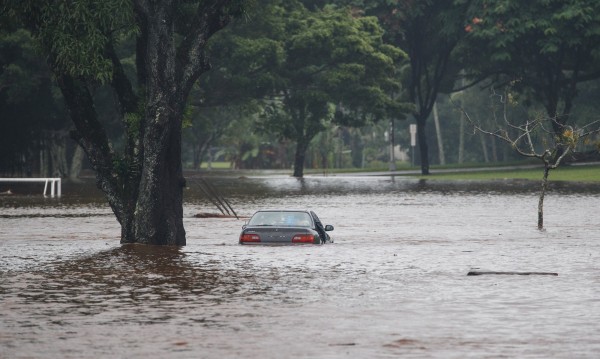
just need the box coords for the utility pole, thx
[389,119,396,171]
[409,124,417,167]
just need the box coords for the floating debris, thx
[467,271,558,276]
[197,178,238,219]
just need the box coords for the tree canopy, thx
[463,0,600,133]
[211,0,409,177]
[3,0,248,245]
[335,0,473,174]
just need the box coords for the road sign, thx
[409,124,417,147]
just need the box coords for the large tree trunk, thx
[128,1,187,245]
[538,165,550,230]
[123,1,237,245]
[46,130,69,177]
[57,74,128,220]
[416,115,430,175]
[293,138,309,178]
[68,144,85,181]
[48,1,240,246]
[132,109,186,245]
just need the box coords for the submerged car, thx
[239,210,334,244]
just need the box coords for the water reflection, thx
[12,245,259,312]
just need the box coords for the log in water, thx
[467,271,558,276]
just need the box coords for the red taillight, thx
[240,233,261,243]
[292,234,315,243]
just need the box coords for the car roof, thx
[254,209,311,213]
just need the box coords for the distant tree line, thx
[3,0,600,178]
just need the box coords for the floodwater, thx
[1,174,599,358]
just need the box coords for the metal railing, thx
[0,178,62,197]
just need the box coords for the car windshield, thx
[248,211,313,227]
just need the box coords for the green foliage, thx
[463,0,600,126]
[124,112,141,135]
[265,1,405,133]
[182,99,265,168]
[417,164,600,182]
[5,0,136,83]
[559,128,578,150]
[0,29,45,103]
[200,0,409,176]
[0,27,67,173]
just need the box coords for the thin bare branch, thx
[452,85,599,230]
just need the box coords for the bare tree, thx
[456,88,600,230]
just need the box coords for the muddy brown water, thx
[1,175,599,358]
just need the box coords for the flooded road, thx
[1,175,599,358]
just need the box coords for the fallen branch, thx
[194,212,245,219]
[197,178,239,219]
[467,271,558,276]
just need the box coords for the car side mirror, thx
[242,224,247,230]
[324,225,334,231]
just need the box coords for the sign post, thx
[389,120,396,171]
[409,124,417,167]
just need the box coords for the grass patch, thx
[199,162,231,169]
[189,160,599,182]
[418,164,600,182]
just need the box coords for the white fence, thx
[0,178,62,197]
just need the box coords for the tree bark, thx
[123,1,237,245]
[416,115,430,175]
[293,138,309,178]
[46,130,69,177]
[132,107,186,245]
[56,73,138,244]
[129,1,185,245]
[538,165,550,230]
[69,144,85,181]
[25,0,241,246]
[53,2,207,246]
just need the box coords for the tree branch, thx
[54,74,125,220]
[176,0,238,96]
